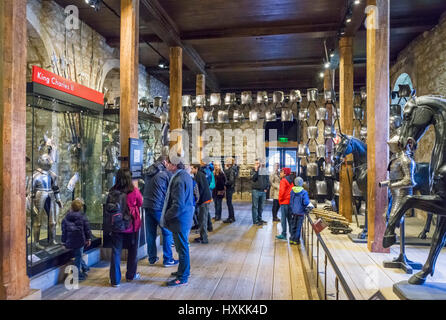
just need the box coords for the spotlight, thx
[158,59,169,69]
[346,8,353,24]
[319,72,325,78]
[339,28,346,36]
[330,51,335,58]
[324,62,330,69]
[354,0,361,5]
[85,0,101,11]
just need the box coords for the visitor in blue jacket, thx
[61,198,92,281]
[161,155,195,287]
[142,156,177,268]
[289,177,314,245]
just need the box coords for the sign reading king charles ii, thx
[32,66,104,105]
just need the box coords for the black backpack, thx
[104,189,131,233]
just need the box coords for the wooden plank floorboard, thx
[41,202,310,300]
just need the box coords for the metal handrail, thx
[302,213,356,300]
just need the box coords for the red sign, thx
[32,66,104,105]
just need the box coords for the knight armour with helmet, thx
[29,154,63,249]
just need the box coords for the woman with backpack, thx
[107,168,143,287]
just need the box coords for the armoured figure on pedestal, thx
[104,129,120,190]
[380,133,422,273]
[383,95,446,285]
[29,154,63,250]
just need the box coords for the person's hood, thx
[147,162,164,177]
[292,186,304,193]
[66,211,82,222]
[285,175,294,184]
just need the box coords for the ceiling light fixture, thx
[354,0,361,5]
[324,62,330,69]
[319,72,325,79]
[85,0,102,11]
[158,59,169,69]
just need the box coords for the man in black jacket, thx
[251,159,270,226]
[191,164,212,244]
[142,156,178,268]
[223,157,237,223]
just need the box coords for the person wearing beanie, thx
[289,177,314,245]
[276,168,294,240]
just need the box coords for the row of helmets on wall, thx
[178,88,337,125]
[182,90,302,125]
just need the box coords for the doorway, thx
[266,148,299,174]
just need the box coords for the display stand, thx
[383,217,422,274]
[394,281,446,300]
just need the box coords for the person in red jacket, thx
[276,168,294,240]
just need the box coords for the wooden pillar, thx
[339,37,354,222]
[366,0,390,253]
[0,0,30,299]
[169,47,183,153]
[196,74,205,163]
[120,0,139,168]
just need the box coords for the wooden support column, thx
[339,37,354,222]
[0,0,30,299]
[169,47,183,154]
[366,0,390,253]
[196,74,205,163]
[120,0,139,168]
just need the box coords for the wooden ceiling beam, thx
[107,34,162,47]
[139,0,220,91]
[180,23,339,41]
[207,58,366,72]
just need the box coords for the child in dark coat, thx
[62,199,93,281]
[289,177,314,245]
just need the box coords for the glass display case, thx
[102,109,162,191]
[26,68,104,277]
[101,108,162,247]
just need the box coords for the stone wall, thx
[390,12,446,164]
[26,0,168,102]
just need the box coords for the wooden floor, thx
[308,213,446,300]
[42,202,311,300]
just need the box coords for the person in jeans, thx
[61,198,92,281]
[191,164,212,244]
[269,163,281,222]
[276,168,294,240]
[199,160,214,231]
[289,177,314,245]
[109,168,143,287]
[251,159,270,226]
[223,157,237,223]
[142,156,178,267]
[161,156,195,287]
[213,163,227,221]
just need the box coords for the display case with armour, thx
[26,67,104,276]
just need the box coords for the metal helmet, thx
[38,154,53,171]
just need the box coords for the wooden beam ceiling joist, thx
[139,0,220,91]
